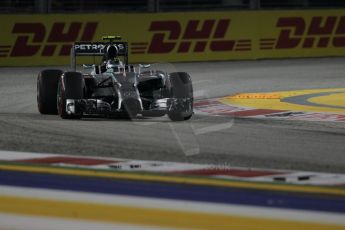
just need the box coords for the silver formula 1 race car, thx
[37,36,193,121]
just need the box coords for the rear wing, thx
[70,42,128,70]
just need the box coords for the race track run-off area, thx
[0,58,345,229]
[198,88,345,122]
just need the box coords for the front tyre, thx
[37,69,63,114]
[57,72,84,119]
[167,72,193,121]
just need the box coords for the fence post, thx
[35,0,51,13]
[250,0,260,9]
[148,0,159,12]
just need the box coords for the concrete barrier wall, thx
[0,10,344,66]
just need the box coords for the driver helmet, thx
[104,45,124,73]
[106,45,118,60]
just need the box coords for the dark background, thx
[1,0,345,13]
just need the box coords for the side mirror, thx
[82,64,94,69]
[139,64,151,68]
[138,64,151,75]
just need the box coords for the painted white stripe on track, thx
[0,213,173,230]
[0,150,56,160]
[194,121,234,135]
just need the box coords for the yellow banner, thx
[0,10,344,66]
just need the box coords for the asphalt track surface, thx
[0,58,345,173]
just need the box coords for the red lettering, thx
[194,41,207,52]
[42,45,56,56]
[59,22,98,56]
[80,22,98,41]
[183,20,215,39]
[210,41,234,51]
[308,16,336,35]
[333,16,345,47]
[9,21,97,57]
[307,16,336,48]
[211,19,235,51]
[147,19,235,54]
[148,21,180,53]
[11,23,45,56]
[276,17,305,49]
[178,42,191,53]
[47,22,82,56]
[48,22,82,42]
[275,16,345,49]
[213,19,230,38]
[302,37,315,48]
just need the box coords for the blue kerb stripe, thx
[1,170,344,213]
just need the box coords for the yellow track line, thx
[0,195,343,230]
[1,163,344,196]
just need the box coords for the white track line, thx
[0,213,173,230]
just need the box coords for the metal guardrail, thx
[0,0,344,13]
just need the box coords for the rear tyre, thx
[57,72,84,119]
[37,69,63,114]
[167,72,193,121]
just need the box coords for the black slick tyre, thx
[37,69,63,114]
[57,72,84,119]
[167,72,193,121]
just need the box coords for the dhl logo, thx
[0,22,97,57]
[260,16,345,50]
[1,15,344,60]
[131,19,252,54]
